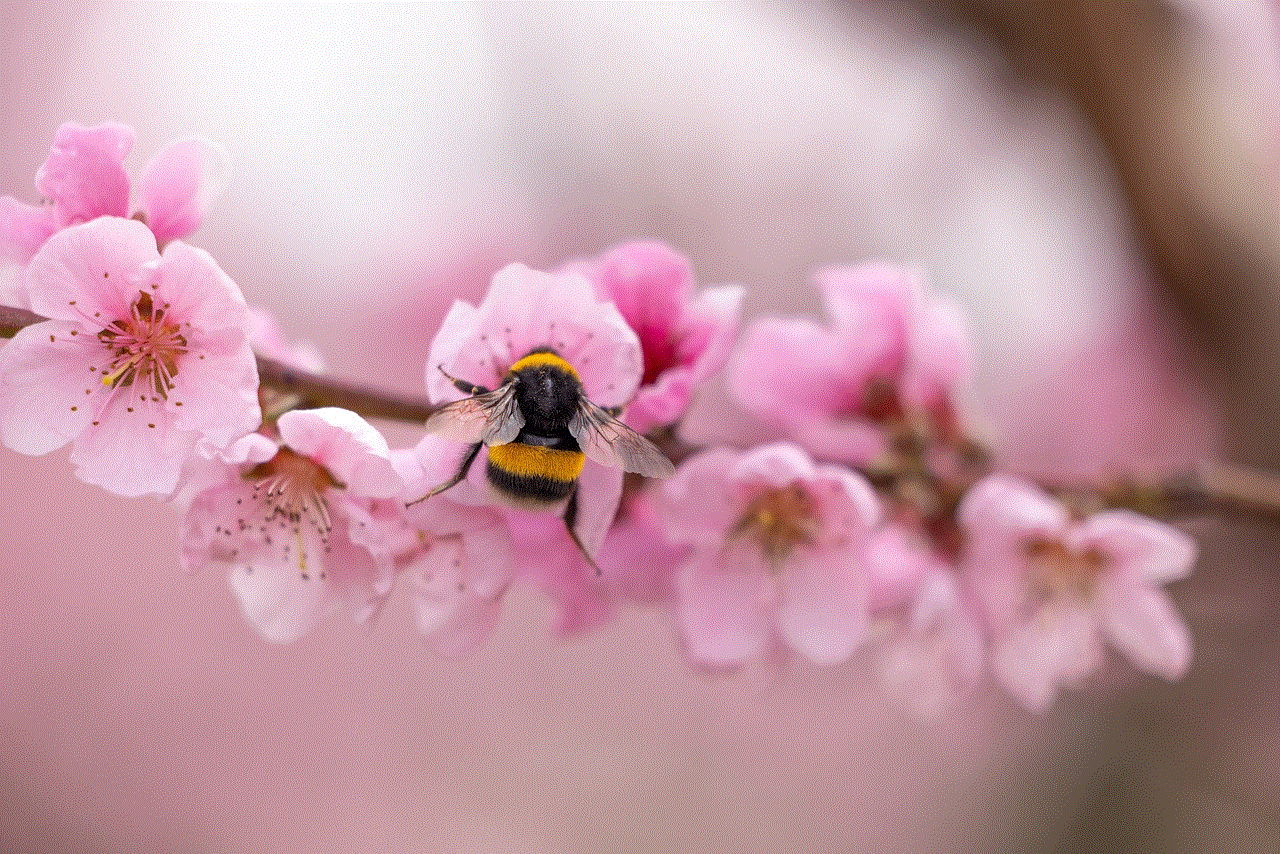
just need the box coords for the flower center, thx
[734,484,821,563]
[1022,536,1108,603]
[97,291,188,399]
[241,448,341,579]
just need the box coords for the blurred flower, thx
[182,407,402,643]
[0,217,259,496]
[395,442,518,655]
[729,261,971,464]
[0,122,227,285]
[960,474,1196,712]
[874,570,986,719]
[651,442,880,667]
[565,241,744,434]
[245,306,325,373]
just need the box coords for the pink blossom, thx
[395,442,518,655]
[182,408,403,643]
[0,122,227,278]
[651,442,880,667]
[960,474,1196,712]
[424,261,644,543]
[566,241,744,434]
[245,306,325,373]
[728,261,971,464]
[874,570,986,719]
[0,217,260,496]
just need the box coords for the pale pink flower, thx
[424,262,643,542]
[651,442,880,667]
[182,408,403,643]
[512,489,690,637]
[246,306,325,373]
[0,122,227,277]
[566,241,744,434]
[395,442,518,655]
[874,570,986,719]
[0,217,260,496]
[960,474,1196,712]
[729,262,971,464]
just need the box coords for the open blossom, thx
[651,443,880,667]
[565,241,744,434]
[424,262,643,544]
[182,408,403,643]
[729,262,971,464]
[0,217,260,496]
[395,441,518,655]
[0,122,227,282]
[960,474,1196,712]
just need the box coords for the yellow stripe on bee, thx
[509,350,579,379]
[487,442,585,482]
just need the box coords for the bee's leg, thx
[406,441,483,507]
[563,484,604,577]
[436,364,490,396]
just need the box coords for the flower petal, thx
[276,408,401,499]
[153,240,248,333]
[991,604,1103,713]
[35,122,134,226]
[1099,584,1192,679]
[136,137,229,246]
[24,217,160,323]
[167,325,261,450]
[1076,510,1197,584]
[69,394,195,496]
[0,196,57,264]
[775,544,870,665]
[0,321,105,455]
[676,548,773,667]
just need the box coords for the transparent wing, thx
[568,398,676,478]
[424,382,524,446]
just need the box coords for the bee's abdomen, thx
[486,442,585,504]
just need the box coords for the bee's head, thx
[509,348,582,429]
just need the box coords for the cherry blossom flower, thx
[0,122,228,276]
[181,408,403,643]
[423,261,643,545]
[0,217,260,496]
[874,570,986,719]
[395,441,518,655]
[564,241,744,434]
[960,474,1196,712]
[729,261,971,464]
[650,442,880,667]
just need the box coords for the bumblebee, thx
[414,347,675,568]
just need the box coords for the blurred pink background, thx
[1,3,1276,852]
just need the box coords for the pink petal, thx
[791,418,887,465]
[166,325,261,449]
[775,544,870,665]
[24,217,160,323]
[959,474,1069,542]
[0,197,57,264]
[153,240,249,333]
[901,294,972,409]
[431,263,643,409]
[570,459,624,557]
[1075,510,1197,584]
[814,261,918,338]
[1099,584,1192,679]
[676,548,773,667]
[590,241,692,334]
[227,552,339,644]
[136,137,229,246]
[35,122,135,226]
[728,442,818,492]
[991,604,1103,713]
[649,446,746,546]
[810,462,881,539]
[729,317,853,425]
[276,408,401,499]
[425,298,485,402]
[0,322,104,455]
[245,307,325,373]
[405,534,511,656]
[864,524,934,610]
[69,395,194,496]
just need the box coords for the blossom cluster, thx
[0,123,1198,715]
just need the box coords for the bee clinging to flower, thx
[412,346,675,569]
